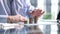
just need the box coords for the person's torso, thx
[14,0,29,17]
[0,0,11,15]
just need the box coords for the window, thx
[43,0,51,19]
[30,0,58,34]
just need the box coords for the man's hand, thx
[30,9,44,18]
[7,15,27,23]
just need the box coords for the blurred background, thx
[0,0,60,34]
[30,0,59,34]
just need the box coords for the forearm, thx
[0,16,19,23]
[7,15,20,23]
[0,15,15,23]
[7,15,27,23]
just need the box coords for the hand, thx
[30,9,44,18]
[7,15,27,23]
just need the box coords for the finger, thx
[37,10,42,14]
[38,10,44,14]
[36,11,45,17]
[41,11,45,14]
[19,16,27,22]
[30,9,37,14]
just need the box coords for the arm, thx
[0,0,11,23]
[7,0,27,23]
[26,0,44,18]
[26,0,35,12]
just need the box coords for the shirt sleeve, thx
[26,0,35,11]
[25,0,35,18]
